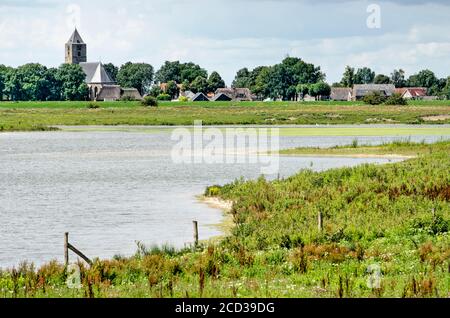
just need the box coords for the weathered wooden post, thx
[193,221,199,247]
[318,212,323,233]
[64,232,69,266]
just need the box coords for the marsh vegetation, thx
[0,141,448,298]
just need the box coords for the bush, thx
[179,96,189,102]
[205,185,222,197]
[363,91,387,105]
[385,93,408,105]
[87,102,100,109]
[141,96,158,107]
[120,95,137,102]
[157,94,171,101]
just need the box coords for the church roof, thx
[67,29,85,44]
[79,62,114,84]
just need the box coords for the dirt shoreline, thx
[198,196,235,240]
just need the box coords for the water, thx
[0,127,446,268]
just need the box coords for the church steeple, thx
[65,28,87,64]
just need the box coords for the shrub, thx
[120,95,137,102]
[204,185,222,197]
[363,91,387,105]
[87,102,100,109]
[156,94,171,101]
[141,96,158,107]
[385,93,407,105]
[179,96,189,102]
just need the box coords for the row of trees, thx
[231,57,325,100]
[0,64,88,101]
[0,60,224,101]
[104,61,227,99]
[337,66,450,97]
[2,58,450,101]
[0,62,156,101]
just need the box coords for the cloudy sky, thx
[0,0,449,85]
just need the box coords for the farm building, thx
[212,93,233,101]
[120,88,143,101]
[395,87,427,100]
[192,92,210,102]
[352,84,396,101]
[214,88,255,101]
[95,86,142,102]
[330,88,352,101]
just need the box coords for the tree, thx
[2,63,60,101]
[0,65,6,100]
[207,71,225,93]
[180,62,208,84]
[189,76,209,94]
[296,84,310,98]
[442,77,450,99]
[165,80,179,99]
[407,70,438,89]
[341,66,355,87]
[374,74,391,84]
[155,61,207,86]
[104,63,119,82]
[391,69,406,88]
[309,82,331,99]
[354,67,375,84]
[155,61,182,83]
[232,68,251,88]
[148,85,162,98]
[263,57,324,100]
[55,64,89,101]
[45,68,62,101]
[253,67,271,99]
[117,62,154,95]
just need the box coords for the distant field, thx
[279,139,450,156]
[0,100,449,131]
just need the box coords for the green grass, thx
[279,139,450,156]
[0,141,448,298]
[0,100,449,131]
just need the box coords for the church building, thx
[65,29,142,101]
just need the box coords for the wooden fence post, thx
[63,232,93,266]
[64,232,69,267]
[318,212,323,233]
[193,221,199,247]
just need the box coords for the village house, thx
[330,88,352,101]
[212,92,233,102]
[351,84,396,101]
[191,92,210,102]
[65,29,142,101]
[395,87,427,100]
[214,88,255,101]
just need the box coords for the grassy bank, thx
[0,141,448,298]
[0,100,450,131]
[279,139,450,157]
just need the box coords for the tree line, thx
[1,57,449,101]
[0,60,226,101]
[336,66,450,97]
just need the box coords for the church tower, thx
[65,29,87,64]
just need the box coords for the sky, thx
[0,0,449,85]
